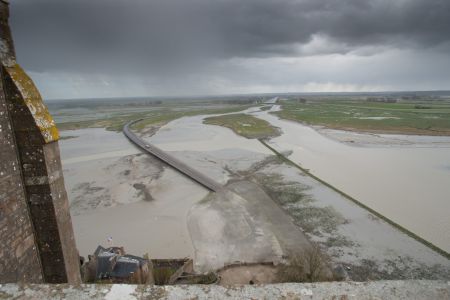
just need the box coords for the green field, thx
[203,113,280,139]
[55,105,251,132]
[274,99,450,135]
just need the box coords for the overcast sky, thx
[10,0,450,99]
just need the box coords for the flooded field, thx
[144,112,450,277]
[59,105,450,278]
[255,107,450,252]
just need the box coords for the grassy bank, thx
[273,100,450,136]
[258,139,450,260]
[57,105,252,132]
[203,113,280,139]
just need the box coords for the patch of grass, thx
[153,267,176,285]
[56,105,252,132]
[203,113,280,139]
[277,243,333,282]
[273,99,450,135]
[325,235,355,248]
[289,205,347,236]
[198,193,214,204]
[59,135,78,140]
[57,120,100,131]
[343,257,450,281]
[260,105,272,111]
[253,173,346,236]
[184,272,218,284]
[130,105,253,132]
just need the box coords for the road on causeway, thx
[123,120,222,192]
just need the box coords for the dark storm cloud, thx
[10,0,450,73]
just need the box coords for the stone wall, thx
[0,0,81,284]
[0,281,449,299]
[0,61,43,284]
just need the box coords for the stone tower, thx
[0,0,81,284]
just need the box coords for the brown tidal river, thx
[257,109,450,253]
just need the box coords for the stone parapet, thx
[0,281,449,299]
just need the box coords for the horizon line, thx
[44,89,450,101]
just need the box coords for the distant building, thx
[83,246,152,284]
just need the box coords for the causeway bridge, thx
[123,120,222,192]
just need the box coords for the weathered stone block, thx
[0,1,80,284]
[0,63,42,283]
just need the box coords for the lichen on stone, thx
[5,63,59,143]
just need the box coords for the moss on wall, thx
[5,63,59,142]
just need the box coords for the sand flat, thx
[60,128,209,258]
[60,111,450,278]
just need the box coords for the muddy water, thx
[59,114,450,257]
[256,110,450,252]
[145,115,273,184]
[59,120,271,259]
[59,128,140,162]
[148,114,271,154]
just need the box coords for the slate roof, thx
[93,246,147,280]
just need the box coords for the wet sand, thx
[145,113,450,277]
[317,127,450,148]
[60,128,209,258]
[72,168,208,258]
[60,109,450,278]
